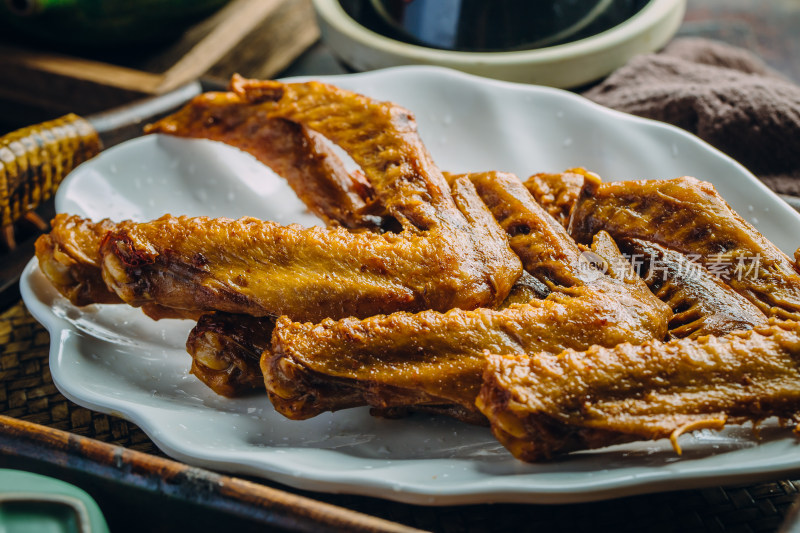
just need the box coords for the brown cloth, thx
[583,38,800,196]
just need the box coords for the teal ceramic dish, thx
[0,469,109,533]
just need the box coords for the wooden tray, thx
[0,410,418,533]
[0,0,319,120]
[2,9,800,525]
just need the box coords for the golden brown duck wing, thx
[145,91,381,231]
[227,76,455,232]
[186,313,274,398]
[99,169,519,321]
[523,168,596,227]
[569,175,800,320]
[35,214,128,306]
[619,238,769,339]
[266,277,669,421]
[453,171,585,288]
[98,214,473,322]
[38,179,519,322]
[40,79,522,318]
[264,175,670,421]
[477,320,800,462]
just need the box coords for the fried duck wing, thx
[523,168,596,227]
[99,171,519,322]
[43,79,521,319]
[35,214,129,306]
[619,238,768,339]
[477,320,800,462]
[226,76,452,232]
[452,171,585,288]
[569,175,800,320]
[266,278,667,420]
[264,173,670,420]
[145,91,381,231]
[186,313,274,397]
[40,207,515,323]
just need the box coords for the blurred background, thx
[0,0,797,135]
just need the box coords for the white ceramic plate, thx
[20,67,800,505]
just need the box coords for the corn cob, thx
[0,114,101,229]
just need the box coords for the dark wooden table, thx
[2,1,800,532]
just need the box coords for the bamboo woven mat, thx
[2,298,799,533]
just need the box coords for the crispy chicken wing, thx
[569,175,800,320]
[619,238,768,339]
[477,320,800,462]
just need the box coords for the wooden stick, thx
[24,211,49,232]
[1,225,15,251]
[0,415,422,533]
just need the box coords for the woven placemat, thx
[2,299,799,532]
[0,300,158,453]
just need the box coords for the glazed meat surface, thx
[454,171,585,288]
[35,214,127,306]
[186,313,274,397]
[100,173,519,322]
[226,76,456,232]
[569,175,800,320]
[264,173,670,421]
[266,275,669,421]
[43,79,522,320]
[619,238,768,338]
[477,320,800,462]
[146,90,381,230]
[524,168,595,227]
